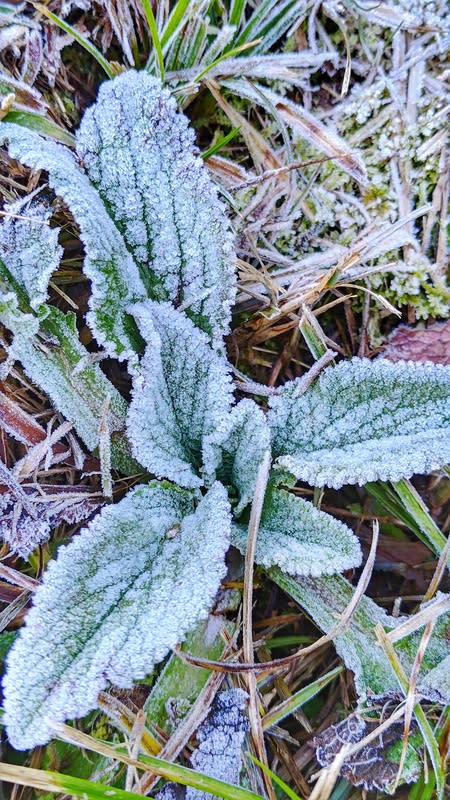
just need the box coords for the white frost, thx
[3,481,231,750]
[269,358,450,488]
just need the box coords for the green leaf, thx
[232,488,361,576]
[0,122,146,360]
[203,399,271,513]
[76,70,235,342]
[4,481,231,750]
[127,301,233,489]
[0,298,128,453]
[269,358,450,489]
[0,195,62,309]
[269,570,450,705]
[0,110,76,146]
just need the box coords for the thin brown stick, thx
[230,156,345,192]
[242,451,274,800]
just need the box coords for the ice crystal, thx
[231,488,361,576]
[269,358,450,488]
[202,399,271,513]
[127,302,233,489]
[76,70,235,342]
[3,481,231,749]
[0,123,146,360]
[0,194,62,309]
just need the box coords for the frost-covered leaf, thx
[127,302,233,489]
[314,709,422,793]
[269,358,450,489]
[188,689,248,800]
[270,571,450,705]
[4,481,231,750]
[157,689,249,800]
[231,488,361,576]
[76,70,235,342]
[203,399,271,513]
[0,122,146,360]
[0,194,62,310]
[418,654,450,704]
[0,300,128,453]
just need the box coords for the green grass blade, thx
[229,0,246,27]
[233,0,281,48]
[375,624,446,800]
[202,126,241,160]
[246,753,303,800]
[262,665,344,730]
[193,40,261,82]
[0,111,75,146]
[32,3,114,79]
[392,478,447,559]
[52,724,265,800]
[0,763,143,800]
[142,0,165,79]
[160,0,192,48]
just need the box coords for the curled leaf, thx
[127,302,233,489]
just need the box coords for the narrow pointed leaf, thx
[127,302,233,488]
[0,123,146,360]
[76,70,235,342]
[232,488,361,576]
[269,359,450,489]
[4,481,231,750]
[203,399,271,513]
[270,570,450,705]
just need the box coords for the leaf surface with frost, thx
[0,123,146,360]
[203,399,271,513]
[0,195,62,310]
[270,571,450,705]
[232,488,361,576]
[4,481,231,750]
[269,358,450,488]
[0,299,127,452]
[157,689,249,800]
[314,711,422,793]
[76,70,235,342]
[127,302,233,488]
